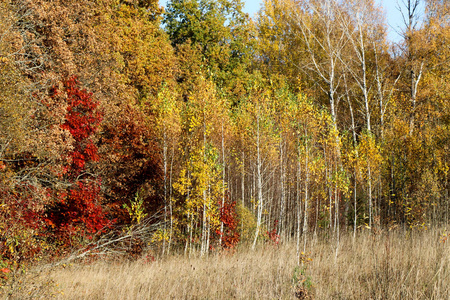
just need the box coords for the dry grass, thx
[3,228,450,299]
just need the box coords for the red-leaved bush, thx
[217,198,240,249]
[267,220,280,245]
[0,184,48,263]
[45,76,110,243]
[60,76,102,176]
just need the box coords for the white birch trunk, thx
[162,130,168,255]
[278,137,286,238]
[296,140,303,265]
[303,127,310,252]
[252,111,263,250]
[219,124,225,246]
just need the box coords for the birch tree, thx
[235,84,278,249]
[153,85,181,254]
[397,0,425,135]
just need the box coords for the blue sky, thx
[159,0,425,43]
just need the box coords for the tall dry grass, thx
[3,227,449,299]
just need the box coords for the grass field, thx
[3,228,450,299]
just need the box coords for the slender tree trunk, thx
[445,175,449,225]
[334,170,339,232]
[184,211,189,256]
[334,180,340,262]
[296,141,303,265]
[345,86,359,239]
[446,181,449,225]
[360,28,371,134]
[253,111,263,250]
[162,131,168,255]
[354,177,357,239]
[402,0,423,135]
[368,161,373,229]
[287,188,292,239]
[374,42,386,139]
[242,151,245,207]
[278,136,286,238]
[201,200,207,256]
[186,212,193,257]
[201,120,208,257]
[409,64,423,135]
[241,151,245,234]
[220,124,226,246]
[206,214,210,255]
[168,146,175,254]
[303,127,310,253]
[324,148,332,230]
[185,170,192,257]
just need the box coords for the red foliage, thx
[0,185,43,230]
[45,76,110,241]
[0,184,47,262]
[60,76,102,177]
[217,199,240,249]
[267,220,280,245]
[46,181,108,239]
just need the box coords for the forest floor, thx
[2,227,450,299]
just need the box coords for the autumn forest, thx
[0,0,449,282]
